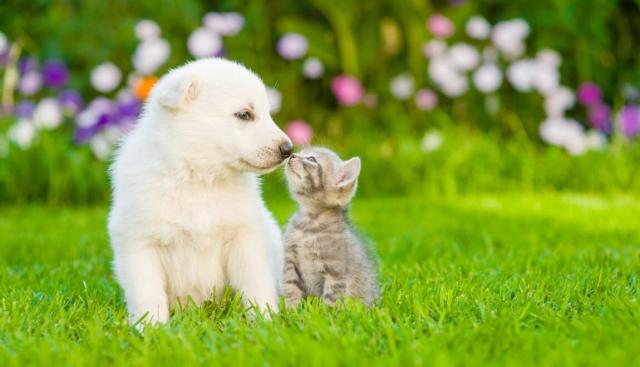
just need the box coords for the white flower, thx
[429,56,468,97]
[135,20,161,40]
[441,74,468,97]
[89,133,112,161]
[473,63,502,93]
[133,38,170,75]
[0,31,8,54]
[507,59,535,92]
[390,73,415,100]
[533,62,560,96]
[277,33,308,60]
[421,130,443,153]
[537,49,561,68]
[585,130,607,150]
[303,57,324,79]
[539,117,587,155]
[544,86,575,117]
[91,62,122,93]
[422,39,447,58]
[466,16,491,39]
[8,119,37,149]
[266,87,282,114]
[188,27,223,58]
[33,98,63,130]
[492,19,529,59]
[204,12,245,36]
[448,43,479,72]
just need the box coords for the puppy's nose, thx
[279,141,293,158]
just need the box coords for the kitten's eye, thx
[306,156,317,163]
[234,110,254,121]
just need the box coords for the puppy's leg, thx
[227,233,279,315]
[114,244,168,325]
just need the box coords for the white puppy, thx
[108,58,293,325]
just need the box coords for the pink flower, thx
[331,75,364,106]
[577,82,602,106]
[415,89,438,111]
[286,120,313,146]
[427,14,454,38]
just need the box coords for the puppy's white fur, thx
[108,58,292,324]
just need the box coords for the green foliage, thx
[1,195,639,365]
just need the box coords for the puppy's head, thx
[150,58,292,174]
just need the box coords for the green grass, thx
[1,194,639,366]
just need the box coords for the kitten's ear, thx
[157,74,200,110]
[336,157,361,190]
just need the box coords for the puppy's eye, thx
[234,111,254,121]
[306,156,317,163]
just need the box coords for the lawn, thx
[1,194,639,366]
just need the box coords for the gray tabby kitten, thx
[282,147,380,307]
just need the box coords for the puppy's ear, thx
[336,157,361,190]
[158,75,200,110]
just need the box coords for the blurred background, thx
[0,0,639,205]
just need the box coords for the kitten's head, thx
[284,146,361,209]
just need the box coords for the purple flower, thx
[587,103,611,132]
[118,96,141,120]
[59,89,83,115]
[619,105,640,139]
[42,60,68,88]
[18,71,42,96]
[15,100,35,119]
[277,33,308,60]
[577,82,602,106]
[74,126,99,145]
[18,57,38,75]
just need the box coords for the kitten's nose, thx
[279,141,293,159]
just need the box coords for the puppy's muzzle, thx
[279,141,293,159]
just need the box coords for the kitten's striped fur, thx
[282,147,380,306]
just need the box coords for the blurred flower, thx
[587,103,611,132]
[303,57,324,79]
[133,38,170,75]
[537,49,561,68]
[188,27,223,58]
[539,117,587,155]
[585,130,607,150]
[473,63,502,93]
[390,73,415,100]
[91,62,122,93]
[204,12,245,36]
[33,97,63,129]
[422,39,447,58]
[89,133,112,160]
[75,97,116,130]
[429,56,468,97]
[0,31,7,54]
[286,120,313,146]
[532,62,560,96]
[8,119,37,149]
[18,71,42,96]
[448,43,479,71]
[135,19,161,40]
[117,91,141,121]
[421,130,443,153]
[266,87,282,114]
[332,75,364,106]
[15,100,35,119]
[58,89,83,115]
[415,89,438,111]
[427,14,454,38]
[507,60,535,92]
[18,57,38,75]
[466,16,491,39]
[618,105,640,139]
[42,60,68,88]
[492,19,529,59]
[544,87,575,117]
[133,76,158,101]
[277,33,308,60]
[577,82,602,106]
